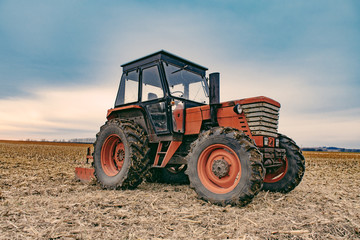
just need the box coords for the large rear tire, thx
[262,134,305,193]
[186,127,265,206]
[93,119,150,189]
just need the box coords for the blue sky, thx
[0,0,359,148]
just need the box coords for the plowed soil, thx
[0,141,359,239]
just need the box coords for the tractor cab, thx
[113,50,209,136]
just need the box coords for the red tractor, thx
[76,50,305,206]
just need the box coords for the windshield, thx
[163,62,209,104]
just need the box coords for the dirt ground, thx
[0,141,359,239]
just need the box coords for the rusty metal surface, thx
[75,167,95,183]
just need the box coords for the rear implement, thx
[75,147,95,182]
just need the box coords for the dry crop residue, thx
[0,142,359,239]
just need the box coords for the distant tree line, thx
[67,138,96,144]
[25,138,95,144]
[302,147,360,152]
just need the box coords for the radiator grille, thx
[241,102,280,137]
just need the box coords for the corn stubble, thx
[0,141,359,239]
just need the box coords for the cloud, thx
[280,108,360,148]
[0,84,116,140]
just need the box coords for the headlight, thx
[233,104,243,114]
[275,138,280,147]
[264,137,269,146]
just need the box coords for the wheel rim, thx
[264,157,288,183]
[197,144,241,194]
[101,134,125,177]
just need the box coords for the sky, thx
[0,0,359,148]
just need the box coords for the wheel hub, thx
[212,159,230,179]
[117,149,125,162]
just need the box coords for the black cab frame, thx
[114,50,209,139]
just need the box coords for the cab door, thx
[141,65,169,134]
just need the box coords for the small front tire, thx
[262,134,305,193]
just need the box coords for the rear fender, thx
[106,105,152,135]
[107,105,144,120]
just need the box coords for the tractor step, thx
[153,141,182,167]
[75,167,95,183]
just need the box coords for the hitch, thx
[74,147,95,183]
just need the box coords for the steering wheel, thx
[171,91,184,97]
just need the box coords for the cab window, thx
[163,62,209,104]
[141,66,164,101]
[115,70,139,106]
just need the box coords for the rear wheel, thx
[93,119,150,189]
[263,134,305,192]
[186,127,265,206]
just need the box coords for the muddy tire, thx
[185,127,265,206]
[93,119,150,189]
[263,134,305,193]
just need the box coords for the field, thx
[0,141,359,239]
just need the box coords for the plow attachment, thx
[75,147,95,183]
[75,167,95,182]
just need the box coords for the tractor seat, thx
[147,92,158,101]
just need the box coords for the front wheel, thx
[262,134,305,193]
[186,127,265,206]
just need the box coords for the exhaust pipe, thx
[209,72,220,125]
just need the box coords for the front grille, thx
[241,102,280,137]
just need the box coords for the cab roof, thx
[121,50,208,77]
